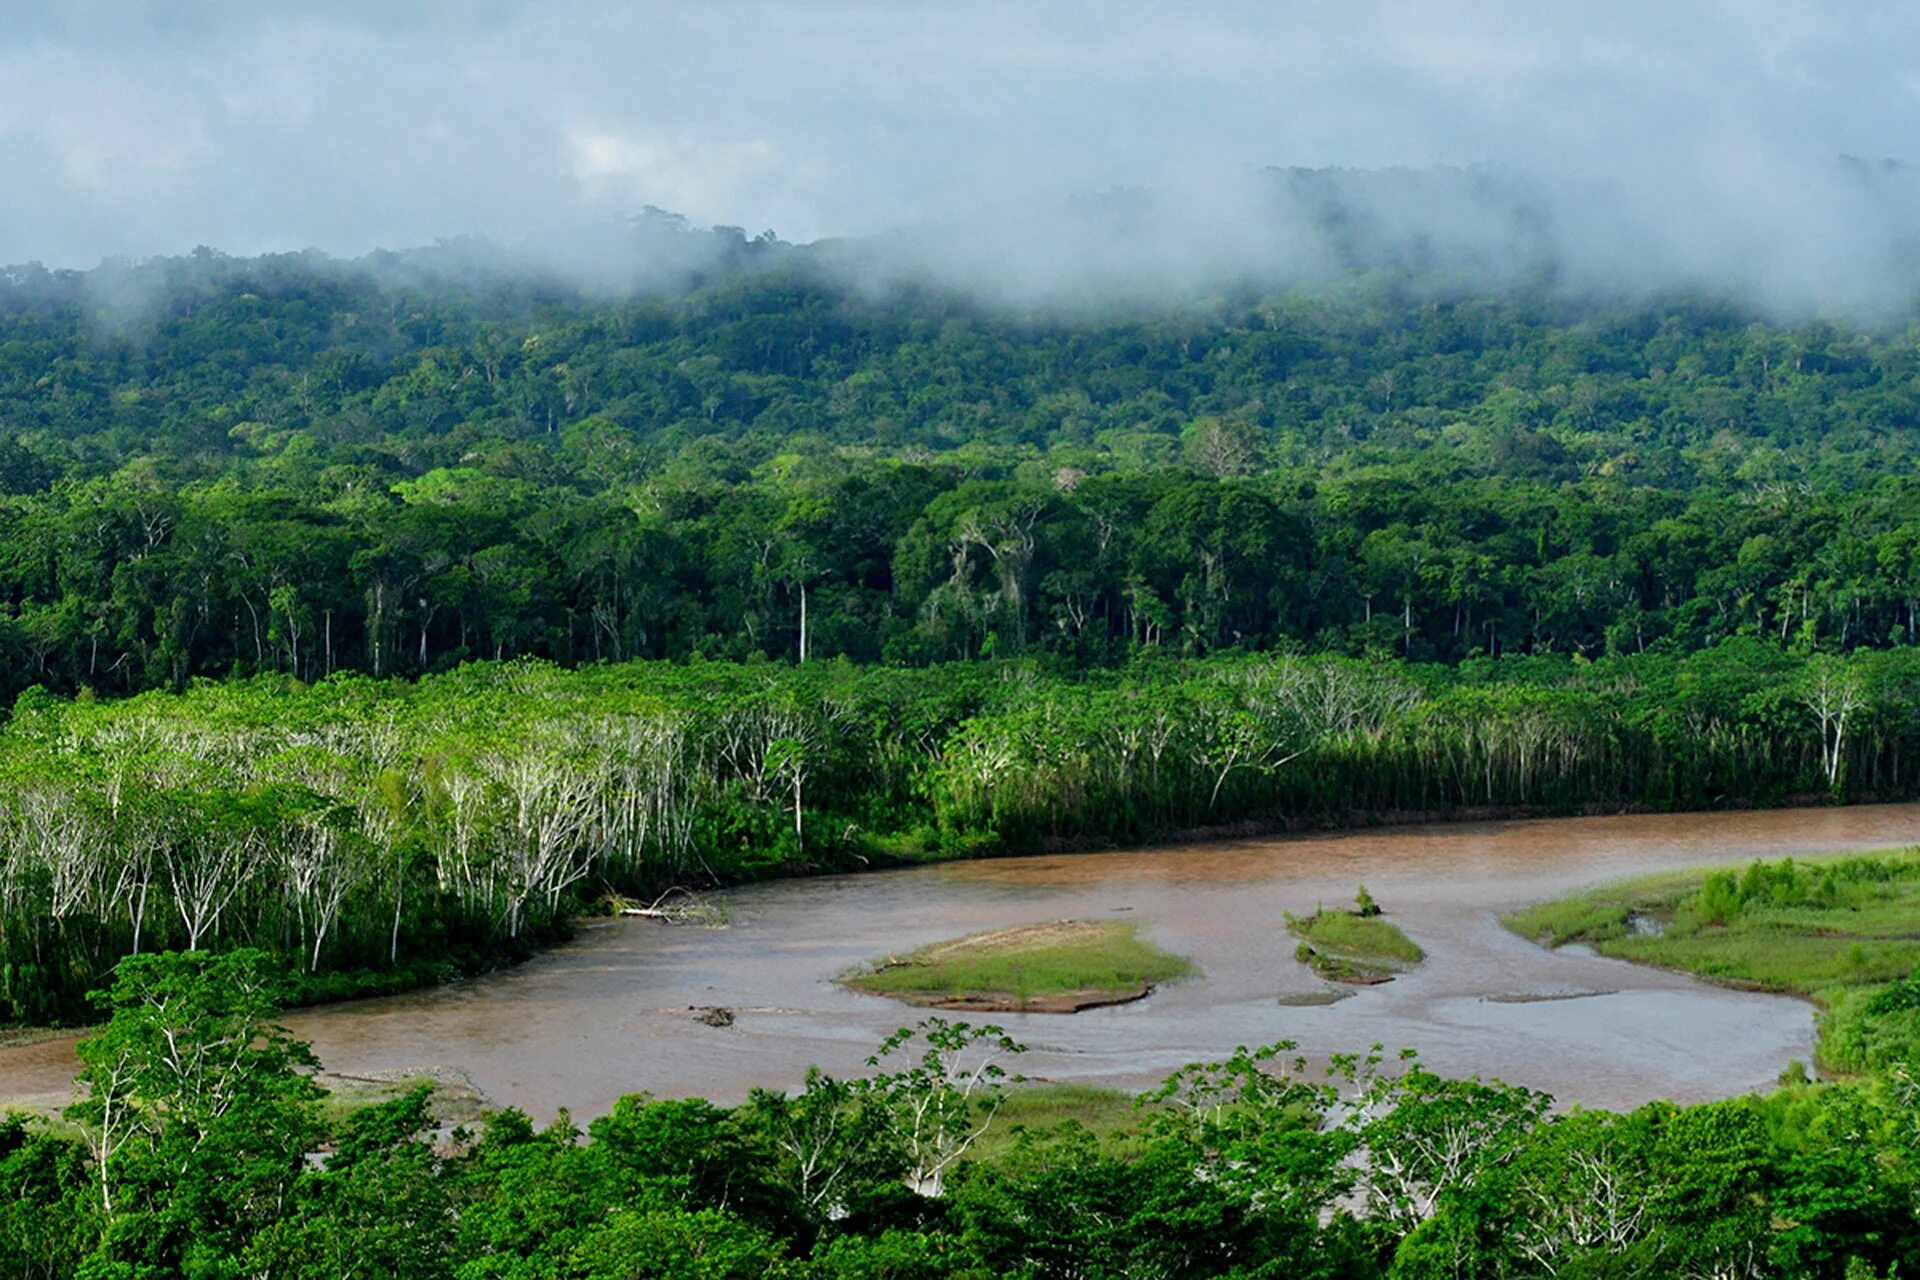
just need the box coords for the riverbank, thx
[11,804,1917,1123]
[7,646,1919,1027]
[1024,794,1875,857]
[1503,846,1920,1072]
[4,792,1877,1044]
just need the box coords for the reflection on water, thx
[5,804,1918,1120]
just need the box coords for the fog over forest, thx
[11,9,1920,1278]
[7,3,1920,316]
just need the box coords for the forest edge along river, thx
[5,803,1919,1121]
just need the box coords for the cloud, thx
[3,3,1919,315]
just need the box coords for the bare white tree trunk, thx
[1800,661,1864,790]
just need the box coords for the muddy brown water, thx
[6,805,1920,1120]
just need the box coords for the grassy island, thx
[1505,848,1920,1071]
[1287,898,1426,984]
[841,920,1195,1013]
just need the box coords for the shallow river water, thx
[6,804,1920,1119]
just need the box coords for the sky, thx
[5,2,1920,312]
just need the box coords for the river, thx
[5,804,1919,1119]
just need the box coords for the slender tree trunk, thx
[130,878,148,955]
[390,879,403,965]
[372,582,386,676]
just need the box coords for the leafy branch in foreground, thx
[864,1017,1026,1198]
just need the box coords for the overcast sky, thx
[5,3,1920,311]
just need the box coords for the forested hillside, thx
[2,243,1919,697]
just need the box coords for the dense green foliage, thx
[6,232,1920,1270]
[2,250,1920,696]
[3,643,1916,1024]
[1506,849,1920,1073]
[5,949,1918,1278]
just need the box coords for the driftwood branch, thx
[618,886,729,927]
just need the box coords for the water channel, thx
[6,804,1919,1119]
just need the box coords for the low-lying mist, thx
[827,161,1920,321]
[8,4,1920,324]
[20,161,1920,333]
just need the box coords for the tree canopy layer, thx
[0,249,1918,695]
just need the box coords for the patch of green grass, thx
[316,1076,426,1129]
[1750,897,1920,937]
[1289,911,1425,964]
[851,825,1002,866]
[1503,897,1633,946]
[1503,846,1920,1072]
[967,1084,1150,1163]
[1286,903,1424,985]
[1822,977,1920,1073]
[1605,933,1920,993]
[1503,869,1700,946]
[842,920,1195,1010]
[0,1104,80,1141]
